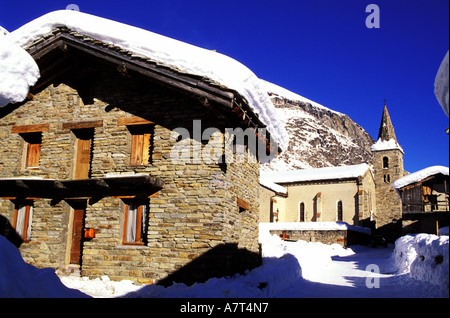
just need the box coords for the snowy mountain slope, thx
[260,80,375,172]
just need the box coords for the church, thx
[260,104,444,243]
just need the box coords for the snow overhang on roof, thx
[370,138,404,154]
[260,163,372,185]
[392,165,449,190]
[6,10,289,151]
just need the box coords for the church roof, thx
[370,104,404,153]
[377,104,398,142]
[260,163,372,185]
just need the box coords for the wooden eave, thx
[0,175,164,200]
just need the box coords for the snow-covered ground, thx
[1,227,448,298]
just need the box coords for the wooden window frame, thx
[122,200,149,246]
[13,201,33,242]
[12,125,49,170]
[22,132,42,169]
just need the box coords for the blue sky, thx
[1,0,448,173]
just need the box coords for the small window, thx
[13,201,33,241]
[129,125,153,166]
[299,202,305,222]
[237,197,250,213]
[123,201,149,245]
[22,132,42,169]
[337,200,343,221]
[383,156,389,169]
[384,174,391,183]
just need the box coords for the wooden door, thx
[75,130,93,180]
[70,208,85,265]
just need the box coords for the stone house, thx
[0,11,286,285]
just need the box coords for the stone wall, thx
[0,62,261,284]
[269,229,370,247]
[372,148,404,241]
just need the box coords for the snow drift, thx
[0,235,88,297]
[393,233,449,292]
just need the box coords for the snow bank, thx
[0,235,89,297]
[8,10,288,150]
[393,234,449,292]
[0,34,40,107]
[392,165,449,190]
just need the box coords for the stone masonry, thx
[0,61,261,284]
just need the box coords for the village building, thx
[260,164,376,225]
[393,166,449,235]
[0,11,288,285]
[259,104,414,244]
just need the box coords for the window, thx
[337,200,343,221]
[299,202,305,222]
[22,132,42,169]
[123,201,149,245]
[11,124,49,170]
[383,156,389,169]
[129,125,153,166]
[13,201,33,241]
[384,174,391,183]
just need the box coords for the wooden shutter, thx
[26,142,41,168]
[75,137,92,179]
[130,126,152,165]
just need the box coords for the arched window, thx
[299,202,305,222]
[337,200,343,221]
[383,156,389,169]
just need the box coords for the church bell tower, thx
[371,104,405,241]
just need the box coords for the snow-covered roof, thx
[392,165,449,190]
[0,34,40,106]
[260,163,371,184]
[260,179,288,194]
[6,10,288,150]
[370,138,404,153]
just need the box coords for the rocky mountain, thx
[260,80,375,172]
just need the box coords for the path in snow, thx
[275,244,446,298]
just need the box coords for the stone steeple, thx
[371,103,404,242]
[377,104,398,142]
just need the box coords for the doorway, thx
[68,201,87,267]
